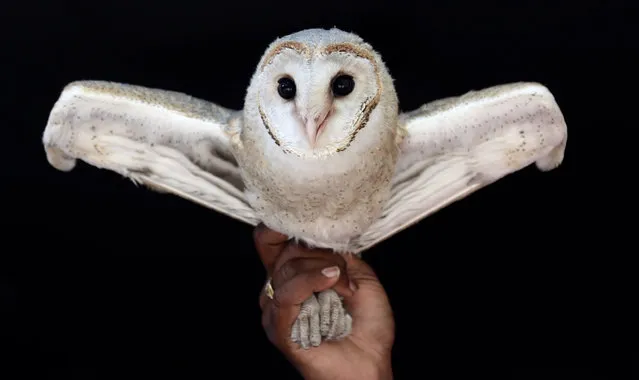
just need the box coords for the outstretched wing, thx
[42,80,259,225]
[353,82,567,253]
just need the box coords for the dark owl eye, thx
[331,74,355,97]
[277,77,296,100]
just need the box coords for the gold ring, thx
[264,277,274,300]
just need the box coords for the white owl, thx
[42,28,568,348]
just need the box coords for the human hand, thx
[254,224,395,380]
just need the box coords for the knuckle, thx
[317,251,345,267]
[275,259,300,285]
[336,254,347,267]
[279,260,295,279]
[328,253,346,269]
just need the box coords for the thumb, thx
[274,266,342,308]
[270,266,342,341]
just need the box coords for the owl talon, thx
[291,294,321,348]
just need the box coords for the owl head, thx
[242,28,399,159]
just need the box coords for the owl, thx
[42,28,568,348]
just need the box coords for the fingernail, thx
[349,281,358,292]
[321,266,340,278]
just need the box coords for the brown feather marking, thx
[257,42,383,155]
[260,41,310,71]
[258,104,286,152]
[257,41,309,151]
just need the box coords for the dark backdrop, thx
[0,1,633,379]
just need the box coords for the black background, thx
[1,0,634,379]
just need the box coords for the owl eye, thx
[277,77,296,100]
[331,75,355,97]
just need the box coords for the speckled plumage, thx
[42,28,568,347]
[236,30,399,252]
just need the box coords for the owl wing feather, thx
[352,82,568,253]
[42,80,259,226]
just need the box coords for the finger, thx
[272,243,338,274]
[253,223,290,273]
[272,257,354,297]
[309,300,321,347]
[274,244,353,297]
[291,317,300,343]
[260,255,353,312]
[274,267,340,307]
[343,253,379,288]
[271,267,341,339]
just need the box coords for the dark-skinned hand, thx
[254,224,395,380]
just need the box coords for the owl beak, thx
[304,108,331,147]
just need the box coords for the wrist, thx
[297,355,393,380]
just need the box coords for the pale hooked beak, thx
[303,108,331,147]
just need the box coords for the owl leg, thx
[291,290,352,348]
[318,289,352,341]
[291,294,321,348]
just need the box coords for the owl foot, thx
[291,289,352,349]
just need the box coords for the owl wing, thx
[42,80,259,226]
[352,82,568,253]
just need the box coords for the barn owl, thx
[42,28,568,348]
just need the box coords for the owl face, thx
[244,29,397,159]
